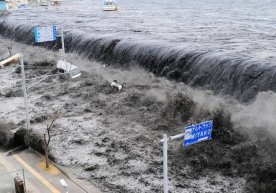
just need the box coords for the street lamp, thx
[20,54,31,147]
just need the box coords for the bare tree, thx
[43,118,56,168]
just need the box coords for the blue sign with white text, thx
[183,120,213,146]
[34,26,57,43]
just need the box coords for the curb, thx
[29,147,99,193]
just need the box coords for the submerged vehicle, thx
[103,0,118,11]
[56,60,81,79]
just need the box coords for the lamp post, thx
[20,54,31,146]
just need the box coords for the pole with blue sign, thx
[34,25,66,62]
[20,25,58,148]
[160,120,213,193]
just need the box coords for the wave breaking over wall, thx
[1,21,276,102]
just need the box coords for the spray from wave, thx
[232,91,276,137]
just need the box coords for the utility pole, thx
[20,54,31,146]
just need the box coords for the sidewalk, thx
[0,148,102,193]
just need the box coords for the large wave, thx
[1,20,276,102]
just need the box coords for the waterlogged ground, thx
[1,38,276,193]
[2,0,276,62]
[1,1,276,192]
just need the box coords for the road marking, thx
[13,154,60,193]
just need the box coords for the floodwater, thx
[1,1,276,192]
[3,0,276,62]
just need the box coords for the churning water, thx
[1,0,276,101]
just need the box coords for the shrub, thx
[0,121,16,147]
[212,108,244,144]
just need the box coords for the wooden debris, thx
[0,53,20,69]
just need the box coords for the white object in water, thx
[57,60,81,79]
[17,0,28,8]
[0,53,20,68]
[50,0,61,5]
[103,0,118,11]
[5,0,17,10]
[111,81,122,91]
[38,0,50,6]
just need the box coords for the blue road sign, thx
[34,26,57,43]
[183,120,213,146]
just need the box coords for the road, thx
[0,148,102,193]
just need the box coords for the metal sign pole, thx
[163,134,168,193]
[160,121,212,192]
[20,54,31,146]
[160,133,185,193]
[61,26,65,61]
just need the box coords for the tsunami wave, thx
[1,20,276,102]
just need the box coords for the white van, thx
[56,60,81,79]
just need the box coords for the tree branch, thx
[46,119,56,145]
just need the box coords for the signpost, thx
[160,120,213,193]
[34,25,65,61]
